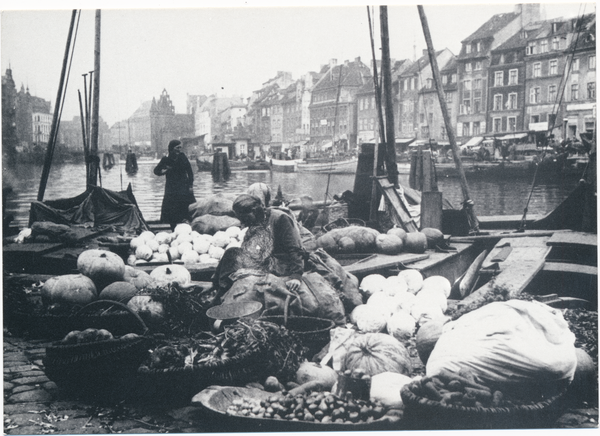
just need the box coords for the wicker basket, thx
[400,378,568,430]
[43,301,152,400]
[258,315,335,357]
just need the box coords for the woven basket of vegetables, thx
[400,374,568,430]
[134,319,305,403]
[43,301,152,400]
[258,315,335,357]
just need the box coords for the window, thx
[573,58,579,71]
[462,122,470,137]
[442,75,448,85]
[473,121,480,135]
[426,78,433,89]
[589,55,596,70]
[420,113,425,124]
[552,36,560,50]
[473,78,481,89]
[548,84,557,102]
[540,40,548,53]
[452,74,457,83]
[588,82,596,99]
[463,80,471,91]
[465,63,472,72]
[441,126,447,139]
[508,93,517,109]
[530,87,540,103]
[508,69,518,85]
[475,61,482,70]
[493,118,502,132]
[533,63,541,77]
[571,84,579,100]
[403,80,408,91]
[461,100,471,114]
[494,71,503,86]
[549,59,558,75]
[428,113,433,125]
[493,94,503,111]
[508,117,516,132]
[474,98,481,114]
[526,42,536,55]
[445,92,453,103]
[412,77,417,89]
[466,44,471,54]
[476,42,482,52]
[531,115,540,123]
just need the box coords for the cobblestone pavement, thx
[4,332,598,434]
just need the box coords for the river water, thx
[3,159,580,230]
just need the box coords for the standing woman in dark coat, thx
[154,139,196,230]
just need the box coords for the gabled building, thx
[457,4,540,141]
[563,14,596,140]
[416,55,459,143]
[487,30,528,135]
[523,18,575,143]
[309,57,373,151]
[398,49,454,140]
[355,80,377,145]
[2,67,18,163]
[16,84,52,149]
[150,89,195,155]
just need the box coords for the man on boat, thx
[153,140,196,231]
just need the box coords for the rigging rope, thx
[517,4,589,232]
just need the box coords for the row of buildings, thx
[2,4,596,161]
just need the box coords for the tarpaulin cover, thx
[28,184,149,233]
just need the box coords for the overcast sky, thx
[1,1,593,127]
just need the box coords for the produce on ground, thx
[41,273,97,309]
[77,249,126,291]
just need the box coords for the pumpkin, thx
[135,244,153,261]
[176,232,193,245]
[157,243,170,254]
[387,227,407,243]
[208,245,225,260]
[382,275,408,297]
[342,332,412,377]
[168,246,181,261]
[386,310,417,342]
[155,231,172,246]
[146,239,160,252]
[99,281,138,303]
[420,227,444,249]
[123,266,155,290]
[181,250,200,264]
[139,230,156,242]
[415,317,449,365]
[212,231,230,248]
[317,233,337,253]
[151,252,169,263]
[398,269,424,294]
[177,241,194,256]
[77,249,126,290]
[351,304,388,333]
[127,254,137,266]
[375,234,404,255]
[150,264,191,287]
[359,274,387,298]
[225,226,241,239]
[296,361,338,389]
[41,273,97,307]
[127,295,166,325]
[338,236,356,253]
[129,236,144,250]
[421,275,452,298]
[404,232,428,254]
[193,238,211,254]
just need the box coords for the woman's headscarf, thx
[246,183,271,207]
[232,194,263,216]
[168,139,182,153]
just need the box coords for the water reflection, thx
[4,161,580,229]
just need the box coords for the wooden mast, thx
[380,6,399,188]
[87,9,101,187]
[417,5,480,233]
[37,10,78,202]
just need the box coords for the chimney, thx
[355,56,361,63]
[515,3,541,26]
[344,59,350,67]
[329,59,337,68]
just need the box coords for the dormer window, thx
[466,44,471,54]
[476,41,482,52]
[552,22,559,33]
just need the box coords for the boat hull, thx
[270,158,299,172]
[297,159,358,174]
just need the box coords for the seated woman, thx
[212,194,304,301]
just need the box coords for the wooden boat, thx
[246,159,271,171]
[196,154,213,172]
[297,157,358,174]
[269,158,300,173]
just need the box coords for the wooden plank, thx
[343,252,429,276]
[450,230,558,243]
[376,177,418,232]
[420,191,443,230]
[462,237,551,303]
[543,262,597,276]
[546,231,597,248]
[4,242,63,255]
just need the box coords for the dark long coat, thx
[154,153,196,226]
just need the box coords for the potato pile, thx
[127,223,247,267]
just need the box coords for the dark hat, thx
[168,139,182,152]
[232,194,262,215]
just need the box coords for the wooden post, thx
[87,10,101,188]
[418,5,479,233]
[380,6,398,187]
[37,10,77,202]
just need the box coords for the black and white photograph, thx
[2,1,597,433]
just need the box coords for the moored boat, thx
[269,157,301,172]
[297,157,358,174]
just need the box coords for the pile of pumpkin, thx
[127,223,247,266]
[316,226,444,256]
[40,247,195,328]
